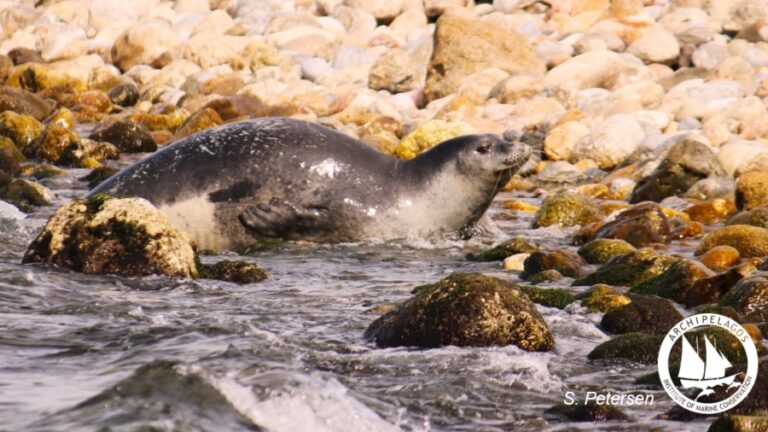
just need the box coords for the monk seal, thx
[90,118,531,250]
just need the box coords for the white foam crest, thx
[213,371,399,432]
[0,200,24,220]
[477,349,565,393]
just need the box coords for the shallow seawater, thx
[0,172,713,431]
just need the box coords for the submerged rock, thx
[80,166,119,189]
[199,260,268,284]
[0,177,51,212]
[577,284,631,313]
[519,286,575,309]
[573,248,679,287]
[22,195,198,278]
[546,401,629,422]
[719,274,768,322]
[600,295,684,335]
[532,191,603,228]
[696,225,768,258]
[578,238,636,264]
[587,332,664,364]
[631,259,716,302]
[364,272,555,351]
[466,237,538,261]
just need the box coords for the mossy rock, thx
[22,163,65,180]
[578,238,636,264]
[546,401,629,422]
[0,111,43,151]
[22,195,198,277]
[708,415,768,432]
[57,139,119,168]
[389,120,474,159]
[696,225,768,258]
[23,124,79,162]
[532,190,603,228]
[89,120,157,153]
[683,262,758,308]
[199,260,268,284]
[600,295,684,335]
[466,237,538,261]
[719,274,768,322]
[519,286,575,309]
[44,107,77,130]
[631,258,715,302]
[526,269,564,284]
[587,332,664,364]
[364,272,555,350]
[573,248,679,287]
[727,207,768,229]
[577,284,631,313]
[0,178,50,212]
[80,166,119,189]
[0,135,25,176]
[522,249,586,280]
[736,170,768,211]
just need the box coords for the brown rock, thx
[684,198,737,224]
[736,170,768,211]
[594,202,671,247]
[700,245,741,272]
[696,224,768,257]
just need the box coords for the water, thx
[0,171,713,431]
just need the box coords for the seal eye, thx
[476,143,491,154]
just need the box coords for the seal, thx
[90,118,531,250]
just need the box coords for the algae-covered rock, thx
[601,295,684,335]
[573,248,679,287]
[390,120,473,160]
[700,245,741,272]
[719,274,768,322]
[727,207,768,229]
[173,107,224,141]
[22,195,198,278]
[199,260,268,284]
[588,332,664,364]
[708,415,768,432]
[631,258,716,302]
[577,284,632,313]
[527,269,564,284]
[80,166,118,189]
[593,202,671,247]
[684,262,758,308]
[578,238,636,264]
[522,250,586,280]
[466,237,538,261]
[545,401,630,422]
[364,272,555,350]
[0,136,25,176]
[736,170,768,211]
[107,82,140,107]
[532,191,603,228]
[0,111,44,151]
[0,85,55,120]
[89,120,157,153]
[0,177,50,212]
[44,107,77,130]
[696,225,768,258]
[519,286,575,309]
[631,139,725,203]
[57,139,120,168]
[21,164,64,180]
[23,124,79,162]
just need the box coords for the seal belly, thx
[157,194,230,250]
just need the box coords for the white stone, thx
[504,253,530,272]
[543,50,630,91]
[175,0,211,13]
[192,9,234,35]
[718,140,768,176]
[343,0,403,20]
[572,114,646,169]
[111,19,181,71]
[627,28,680,64]
[41,27,87,62]
[544,121,589,161]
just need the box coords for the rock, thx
[718,141,768,177]
[173,108,224,140]
[587,333,664,364]
[527,269,564,284]
[202,95,294,122]
[683,177,736,201]
[728,207,768,228]
[180,34,256,70]
[578,238,636,264]
[577,285,632,313]
[573,248,679,287]
[543,50,632,91]
[24,124,79,163]
[535,161,587,185]
[81,166,119,189]
[22,195,198,278]
[544,121,589,162]
[7,47,43,65]
[719,274,768,322]
[521,250,587,280]
[41,27,88,62]
[601,295,684,336]
[343,0,403,21]
[684,198,737,224]
[0,86,55,121]
[736,170,768,211]
[467,237,538,261]
[198,260,268,284]
[107,82,140,107]
[696,225,768,258]
[546,401,629,423]
[593,202,671,248]
[111,20,182,72]
[572,114,645,170]
[22,164,65,181]
[45,108,77,130]
[519,286,575,309]
[700,246,742,272]
[89,121,157,153]
[502,200,539,212]
[631,258,716,302]
[684,262,758,307]
[0,178,50,212]
[364,272,555,350]
[424,15,545,103]
[631,140,726,203]
[532,191,603,228]
[627,28,680,64]
[369,44,431,94]
[708,415,768,432]
[424,0,472,17]
[390,120,473,159]
[503,253,530,271]
[0,136,25,176]
[57,139,120,168]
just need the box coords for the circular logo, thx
[658,313,758,414]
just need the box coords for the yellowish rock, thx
[390,119,473,159]
[503,200,539,212]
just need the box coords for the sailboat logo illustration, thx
[657,313,758,415]
[677,335,741,400]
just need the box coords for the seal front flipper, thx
[238,198,332,237]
